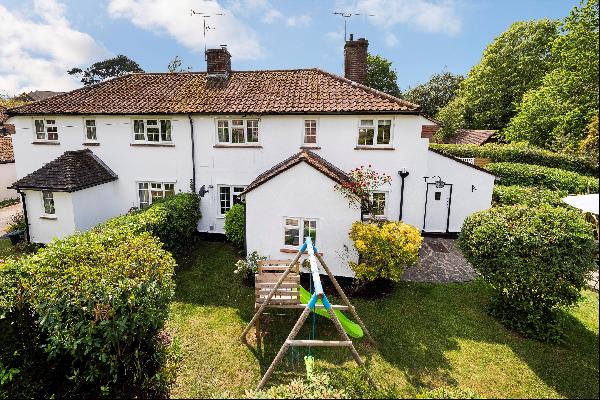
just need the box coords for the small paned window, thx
[303,120,317,144]
[358,119,392,146]
[284,217,317,247]
[216,119,260,144]
[34,119,58,141]
[85,119,97,140]
[219,185,246,215]
[42,191,55,214]
[138,182,175,209]
[133,119,172,143]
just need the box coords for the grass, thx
[0,198,19,209]
[167,239,599,398]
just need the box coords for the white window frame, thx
[370,191,388,218]
[42,191,55,215]
[283,217,318,249]
[137,181,176,209]
[217,185,246,216]
[33,118,59,142]
[215,118,260,146]
[302,119,319,146]
[131,118,173,144]
[357,118,393,147]
[84,118,98,142]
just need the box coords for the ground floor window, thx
[42,191,55,214]
[284,217,317,247]
[138,182,175,209]
[362,191,388,220]
[218,185,245,215]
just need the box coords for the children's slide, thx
[298,285,364,339]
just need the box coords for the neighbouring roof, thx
[0,136,14,164]
[428,148,498,177]
[16,90,65,102]
[8,69,420,116]
[243,149,353,194]
[1,106,16,136]
[446,129,497,145]
[11,149,118,192]
[421,124,441,140]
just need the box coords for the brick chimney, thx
[344,34,368,85]
[205,45,231,75]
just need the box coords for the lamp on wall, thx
[398,168,410,221]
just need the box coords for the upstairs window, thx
[138,182,175,209]
[216,119,259,144]
[42,191,55,214]
[133,119,172,143]
[219,185,245,215]
[357,119,392,146]
[284,217,317,247]
[303,120,317,145]
[85,119,97,141]
[34,119,58,141]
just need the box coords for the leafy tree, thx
[437,19,559,132]
[503,0,599,151]
[68,55,144,86]
[580,115,599,162]
[403,70,464,117]
[365,54,401,97]
[0,92,29,109]
[435,96,466,141]
[167,56,192,72]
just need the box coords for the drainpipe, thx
[16,189,30,242]
[398,169,410,221]
[188,114,196,193]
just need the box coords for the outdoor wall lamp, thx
[398,168,410,221]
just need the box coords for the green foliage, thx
[403,70,464,117]
[459,205,597,341]
[580,114,599,162]
[0,198,19,209]
[429,143,598,175]
[68,55,144,86]
[365,54,401,97]
[100,192,200,252]
[493,185,568,207]
[224,203,245,247]
[167,56,191,72]
[5,212,25,233]
[416,386,478,399]
[435,96,466,141]
[504,0,599,151]
[486,162,599,193]
[349,221,422,282]
[437,19,559,131]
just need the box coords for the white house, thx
[1,108,18,202]
[6,38,495,276]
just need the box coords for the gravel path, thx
[0,202,22,236]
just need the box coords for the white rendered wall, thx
[71,182,122,232]
[24,190,75,243]
[0,163,17,200]
[245,162,361,277]
[425,151,495,232]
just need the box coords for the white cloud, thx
[286,15,311,28]
[261,9,283,24]
[108,0,263,60]
[0,0,108,94]
[385,32,398,47]
[228,0,311,28]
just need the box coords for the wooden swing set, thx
[241,237,374,390]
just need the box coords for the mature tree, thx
[403,70,464,117]
[167,56,192,72]
[68,55,144,86]
[504,0,599,151]
[0,93,28,109]
[437,19,559,132]
[365,54,401,97]
[580,115,599,163]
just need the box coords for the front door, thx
[424,183,452,232]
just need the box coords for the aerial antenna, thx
[191,10,225,53]
[332,11,375,42]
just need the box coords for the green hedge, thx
[486,162,599,193]
[493,185,568,207]
[224,203,245,248]
[459,205,596,342]
[430,143,598,176]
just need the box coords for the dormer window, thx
[34,119,58,141]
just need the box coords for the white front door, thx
[424,184,451,232]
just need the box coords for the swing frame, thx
[241,237,374,390]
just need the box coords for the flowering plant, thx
[234,251,266,277]
[335,165,392,218]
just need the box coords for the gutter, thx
[16,189,30,243]
[188,114,196,193]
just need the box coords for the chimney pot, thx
[205,46,231,75]
[344,35,368,85]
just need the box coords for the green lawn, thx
[167,239,599,398]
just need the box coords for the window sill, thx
[213,144,263,148]
[83,141,100,146]
[280,248,323,256]
[300,146,321,150]
[130,143,175,147]
[32,141,60,145]
[39,214,57,220]
[354,146,395,150]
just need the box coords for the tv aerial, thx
[332,11,375,42]
[191,10,226,52]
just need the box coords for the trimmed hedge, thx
[459,205,596,342]
[493,185,568,207]
[486,162,599,193]
[224,203,245,248]
[430,143,598,176]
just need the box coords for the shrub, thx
[234,251,266,277]
[349,221,422,282]
[459,205,596,341]
[429,143,598,176]
[224,203,245,247]
[6,213,25,234]
[486,162,599,193]
[492,185,568,207]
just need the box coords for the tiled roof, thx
[243,150,353,194]
[446,129,496,145]
[421,124,441,141]
[0,107,16,136]
[11,149,118,192]
[428,148,498,177]
[0,136,14,164]
[22,91,65,102]
[8,69,420,116]
[0,106,8,124]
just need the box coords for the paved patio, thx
[402,236,477,283]
[0,202,22,236]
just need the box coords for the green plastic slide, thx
[298,285,364,339]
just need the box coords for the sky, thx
[0,0,578,95]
